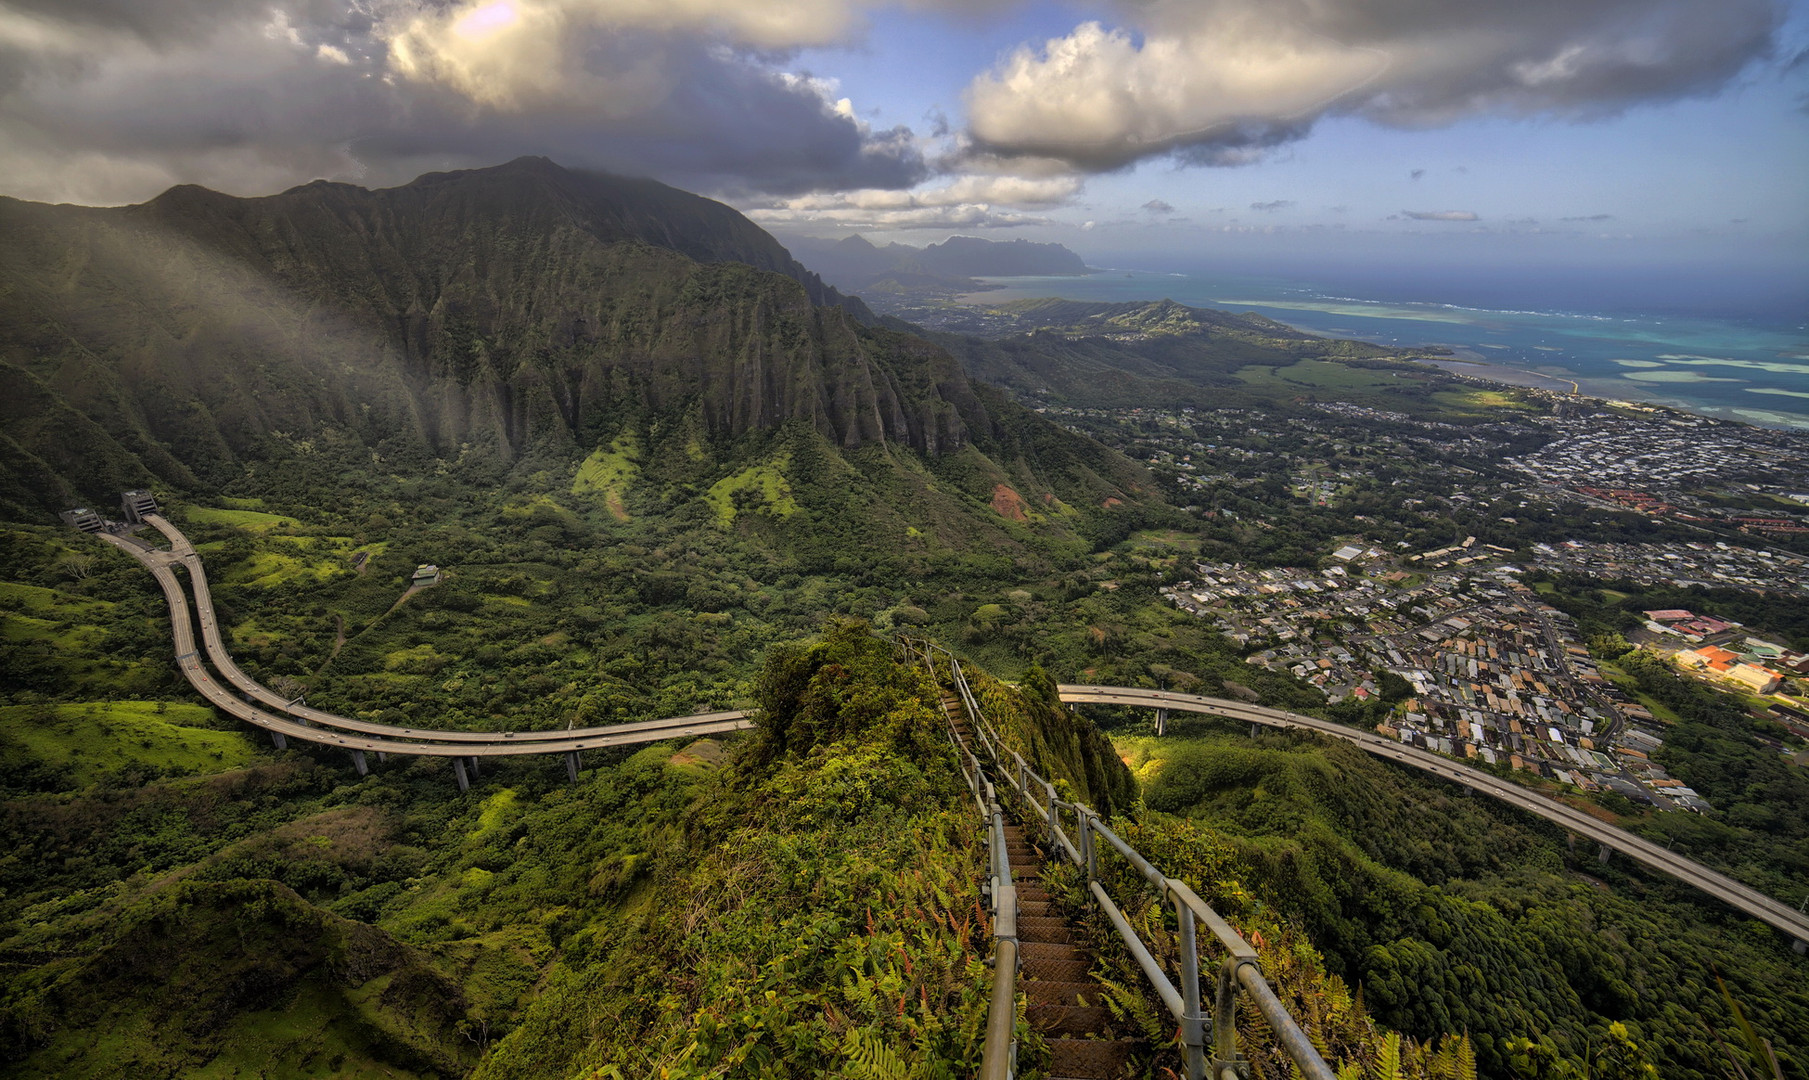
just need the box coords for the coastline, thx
[943,275,1809,432]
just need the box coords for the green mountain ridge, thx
[0,158,1149,529]
[926,297,1447,410]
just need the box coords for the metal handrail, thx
[898,637,1018,1080]
[904,637,1337,1080]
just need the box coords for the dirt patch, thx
[991,484,1029,522]
[669,738,727,768]
[1101,496,1123,508]
[1557,795,1623,825]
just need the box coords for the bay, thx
[962,268,1809,429]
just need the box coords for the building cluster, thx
[1639,609,1809,695]
[1507,410,1809,537]
[1532,539,1809,595]
[1164,547,1714,811]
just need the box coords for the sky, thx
[2,0,1805,281]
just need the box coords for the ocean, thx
[962,268,1809,429]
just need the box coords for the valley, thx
[1,160,1805,1080]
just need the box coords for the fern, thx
[1368,1031,1402,1080]
[846,1027,914,1080]
[1094,972,1168,1043]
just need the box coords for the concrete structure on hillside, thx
[60,508,104,533]
[120,490,158,524]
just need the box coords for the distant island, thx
[780,233,1091,305]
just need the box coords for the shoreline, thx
[942,284,1809,432]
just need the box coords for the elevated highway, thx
[1058,684,1809,949]
[138,515,744,746]
[93,527,751,776]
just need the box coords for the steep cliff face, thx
[0,159,1009,512]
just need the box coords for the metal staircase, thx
[905,638,1337,1080]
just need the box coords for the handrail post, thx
[1080,810,1096,882]
[1214,957,1248,1078]
[1175,888,1207,1080]
[1045,780,1059,846]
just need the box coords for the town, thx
[1163,542,1808,812]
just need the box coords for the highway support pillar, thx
[350,749,368,777]
[269,731,287,751]
[1250,722,1259,739]
[453,757,470,793]
[376,752,387,763]
[1155,708,1168,736]
[1794,939,1806,956]
[565,751,581,786]
[466,756,480,778]
[1598,843,1612,865]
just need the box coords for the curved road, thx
[1058,684,1809,949]
[96,528,750,759]
[140,515,746,746]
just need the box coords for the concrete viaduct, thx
[76,498,1806,949]
[90,512,750,790]
[1056,684,1809,952]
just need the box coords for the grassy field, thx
[185,506,304,531]
[570,435,639,521]
[0,700,260,783]
[0,582,114,618]
[1432,387,1540,413]
[1235,359,1410,396]
[704,456,798,525]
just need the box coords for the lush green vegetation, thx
[1113,723,1808,1078]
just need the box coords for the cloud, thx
[0,0,950,204]
[1249,199,1293,212]
[744,171,1080,230]
[1141,198,1174,214]
[1402,209,1479,221]
[1561,213,1614,221]
[1410,168,1425,180]
[963,0,1780,171]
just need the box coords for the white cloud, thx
[1402,209,1479,221]
[0,0,931,204]
[745,171,1081,230]
[964,0,1780,171]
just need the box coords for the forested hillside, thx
[2,159,1804,1080]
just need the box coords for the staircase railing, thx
[904,638,1337,1080]
[898,638,1018,1080]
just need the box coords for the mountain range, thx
[781,232,1089,296]
[0,158,1144,527]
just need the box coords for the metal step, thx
[1046,1038,1136,1080]
[1022,955,1094,982]
[1020,941,1090,963]
[1018,916,1075,944]
[1028,1003,1114,1037]
[1023,979,1103,1006]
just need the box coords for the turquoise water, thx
[969,269,1809,429]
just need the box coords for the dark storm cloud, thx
[0,1,926,204]
[965,0,1784,171]
[3,0,338,42]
